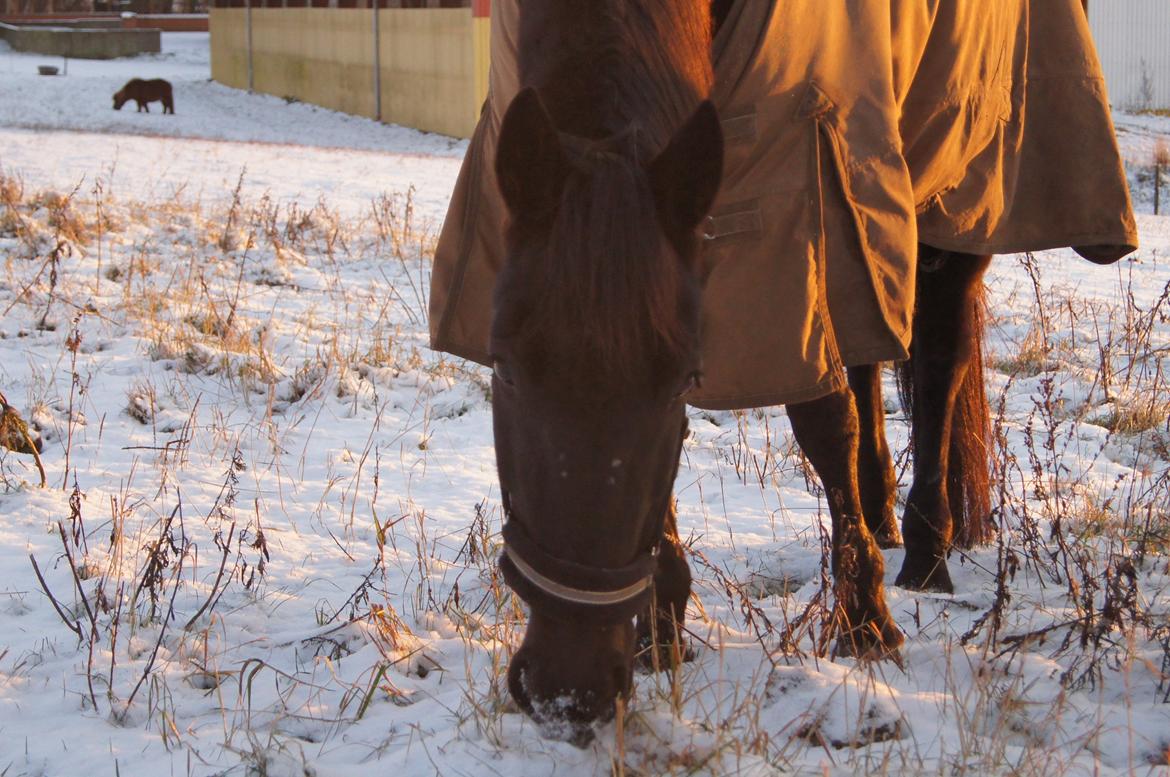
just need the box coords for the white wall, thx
[1089,0,1170,111]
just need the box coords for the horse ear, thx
[496,88,568,218]
[649,100,723,233]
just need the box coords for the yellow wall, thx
[472,16,490,124]
[209,9,248,92]
[209,7,490,139]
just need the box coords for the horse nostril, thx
[507,654,533,713]
[568,721,597,748]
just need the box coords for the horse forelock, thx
[506,148,696,380]
[500,0,712,380]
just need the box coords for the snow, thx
[0,32,1168,777]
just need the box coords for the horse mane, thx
[506,0,713,376]
[520,2,712,147]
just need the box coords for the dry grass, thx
[1155,140,1170,168]
[0,169,1167,775]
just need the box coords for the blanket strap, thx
[704,203,762,240]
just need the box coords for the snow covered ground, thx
[0,33,1168,777]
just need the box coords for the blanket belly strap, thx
[720,113,758,144]
[704,201,762,241]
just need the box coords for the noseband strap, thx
[503,548,653,606]
[500,518,657,625]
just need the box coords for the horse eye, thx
[493,358,515,387]
[674,370,702,399]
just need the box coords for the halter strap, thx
[503,547,653,606]
[558,124,644,160]
[499,517,658,625]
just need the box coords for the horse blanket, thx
[429,0,1137,410]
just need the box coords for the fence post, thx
[245,0,254,93]
[1156,159,1163,216]
[372,0,381,121]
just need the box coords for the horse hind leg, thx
[847,363,902,548]
[895,248,992,593]
[636,500,693,668]
[787,386,903,657]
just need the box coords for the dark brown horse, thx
[112,78,175,114]
[486,0,1132,745]
[491,0,902,743]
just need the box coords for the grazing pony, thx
[434,0,1134,740]
[112,78,174,114]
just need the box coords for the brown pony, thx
[112,78,174,114]
[446,0,1132,743]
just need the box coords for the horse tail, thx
[895,348,913,427]
[948,283,992,547]
[895,280,993,547]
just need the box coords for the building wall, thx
[123,14,208,31]
[0,20,160,57]
[1089,0,1170,111]
[209,7,246,87]
[209,6,487,138]
[377,8,475,136]
[210,2,1170,135]
[0,13,206,29]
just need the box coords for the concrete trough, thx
[0,21,160,59]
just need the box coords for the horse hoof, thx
[833,619,904,660]
[894,562,954,594]
[866,511,903,549]
[871,526,903,549]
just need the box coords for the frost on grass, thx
[0,164,1168,777]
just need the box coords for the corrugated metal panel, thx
[1088,0,1170,110]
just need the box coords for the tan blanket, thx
[429,0,1136,411]
[893,0,1138,259]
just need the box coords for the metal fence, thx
[1089,0,1170,111]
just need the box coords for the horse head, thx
[491,87,722,742]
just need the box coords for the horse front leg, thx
[847,364,902,548]
[895,248,992,593]
[636,500,693,668]
[788,386,903,656]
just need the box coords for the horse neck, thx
[518,1,712,151]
